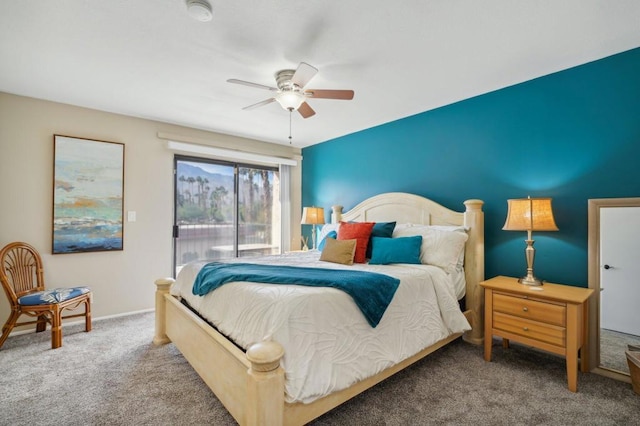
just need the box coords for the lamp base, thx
[518,274,544,286]
[518,237,544,286]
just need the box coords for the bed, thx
[153,192,485,425]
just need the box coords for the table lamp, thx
[503,196,558,285]
[301,206,325,250]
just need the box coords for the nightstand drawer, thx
[493,292,566,326]
[493,311,566,347]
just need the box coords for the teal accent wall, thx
[302,47,640,287]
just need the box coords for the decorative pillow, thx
[366,221,396,258]
[319,238,357,265]
[392,225,468,273]
[318,230,338,251]
[369,236,422,265]
[337,221,375,263]
[317,223,340,244]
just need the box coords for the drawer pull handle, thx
[522,307,529,312]
[523,327,529,331]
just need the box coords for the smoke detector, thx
[186,0,213,22]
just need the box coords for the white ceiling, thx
[1,1,640,148]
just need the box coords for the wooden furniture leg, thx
[51,306,62,349]
[483,288,493,361]
[580,301,589,372]
[0,310,20,348]
[36,314,47,332]
[84,298,92,332]
[566,304,578,392]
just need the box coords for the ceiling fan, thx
[227,62,354,119]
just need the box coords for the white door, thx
[600,206,640,335]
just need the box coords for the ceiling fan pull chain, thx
[288,108,293,144]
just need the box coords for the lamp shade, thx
[301,207,325,225]
[503,197,558,231]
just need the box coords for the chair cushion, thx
[18,287,91,306]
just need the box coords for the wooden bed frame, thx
[154,192,485,425]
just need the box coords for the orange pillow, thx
[337,221,375,263]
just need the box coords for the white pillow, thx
[429,225,468,299]
[318,223,340,245]
[392,224,468,273]
[428,225,468,269]
[428,225,468,233]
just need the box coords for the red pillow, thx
[337,221,375,263]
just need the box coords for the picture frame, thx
[52,135,125,254]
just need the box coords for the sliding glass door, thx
[173,156,280,276]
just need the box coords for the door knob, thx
[603,264,613,270]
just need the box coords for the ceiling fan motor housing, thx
[275,70,299,91]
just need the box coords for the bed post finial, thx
[331,205,343,224]
[247,339,284,372]
[246,339,285,425]
[153,278,174,345]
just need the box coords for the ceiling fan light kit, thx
[276,91,306,111]
[186,0,213,22]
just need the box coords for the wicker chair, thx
[0,242,91,350]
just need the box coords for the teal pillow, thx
[318,230,337,251]
[368,236,422,265]
[366,221,396,258]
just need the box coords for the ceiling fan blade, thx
[227,79,278,91]
[242,98,276,110]
[297,102,316,119]
[291,62,318,88]
[305,89,354,100]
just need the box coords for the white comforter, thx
[171,251,471,404]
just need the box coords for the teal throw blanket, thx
[192,262,400,327]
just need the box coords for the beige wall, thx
[0,92,302,323]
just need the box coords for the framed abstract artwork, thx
[52,135,125,254]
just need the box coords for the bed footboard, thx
[154,278,286,426]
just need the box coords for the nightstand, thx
[481,276,594,392]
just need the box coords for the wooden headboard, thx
[331,192,485,345]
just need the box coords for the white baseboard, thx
[7,308,155,337]
[93,308,155,322]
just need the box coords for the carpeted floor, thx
[1,312,638,425]
[600,328,640,374]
